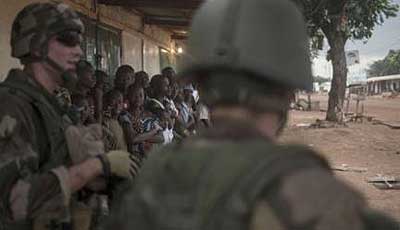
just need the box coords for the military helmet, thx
[183,0,312,91]
[11,2,84,59]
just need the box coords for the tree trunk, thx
[325,30,347,122]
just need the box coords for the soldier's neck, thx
[25,63,62,95]
[211,106,279,141]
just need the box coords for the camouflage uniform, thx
[1,3,96,230]
[0,69,73,229]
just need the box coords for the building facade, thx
[0,0,183,81]
[367,74,400,95]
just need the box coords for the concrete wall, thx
[0,0,177,80]
[121,31,143,71]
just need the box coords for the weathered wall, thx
[0,0,176,80]
[122,31,143,72]
[144,39,161,77]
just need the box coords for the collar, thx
[198,117,270,142]
[5,69,68,115]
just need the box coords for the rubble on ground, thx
[367,174,400,190]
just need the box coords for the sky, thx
[312,0,400,83]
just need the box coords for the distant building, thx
[0,0,190,81]
[367,74,400,95]
[320,82,331,92]
[313,82,320,92]
[347,83,367,96]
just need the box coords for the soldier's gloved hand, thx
[97,151,141,180]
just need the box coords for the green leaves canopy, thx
[293,0,398,51]
[367,49,400,77]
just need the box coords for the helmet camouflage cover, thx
[11,2,84,59]
[183,0,313,91]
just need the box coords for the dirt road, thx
[281,94,400,221]
[310,93,400,121]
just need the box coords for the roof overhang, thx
[97,0,204,40]
[367,74,400,83]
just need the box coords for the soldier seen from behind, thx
[106,0,399,229]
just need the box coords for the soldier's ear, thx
[31,33,54,59]
[29,41,43,58]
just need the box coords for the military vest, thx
[109,137,330,230]
[0,70,73,230]
[113,135,399,230]
[0,70,72,171]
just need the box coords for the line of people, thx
[65,62,211,162]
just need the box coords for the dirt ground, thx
[280,93,400,221]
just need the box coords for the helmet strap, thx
[44,55,78,92]
[26,38,79,92]
[44,55,65,74]
[33,35,63,75]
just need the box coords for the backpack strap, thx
[205,146,330,230]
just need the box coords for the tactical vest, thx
[193,141,330,230]
[122,138,399,230]
[202,143,330,230]
[203,143,400,230]
[0,73,72,171]
[113,138,330,230]
[0,71,72,230]
[2,75,112,230]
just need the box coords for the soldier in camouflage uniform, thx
[106,0,399,229]
[0,3,140,230]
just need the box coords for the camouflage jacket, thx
[107,120,399,230]
[0,69,73,229]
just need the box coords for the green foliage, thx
[367,49,400,77]
[293,0,399,52]
[346,0,398,40]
